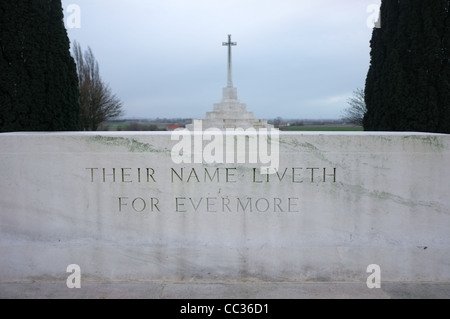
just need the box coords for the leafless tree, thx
[72,41,124,130]
[341,88,366,126]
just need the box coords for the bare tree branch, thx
[341,88,366,126]
[72,41,124,131]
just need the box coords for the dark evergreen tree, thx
[364,0,450,133]
[0,0,80,132]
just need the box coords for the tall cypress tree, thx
[0,0,80,132]
[364,0,450,133]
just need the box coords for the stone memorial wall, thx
[0,131,449,283]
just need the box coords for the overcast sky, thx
[62,0,381,120]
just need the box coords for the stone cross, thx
[223,34,237,88]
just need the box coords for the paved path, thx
[2,281,450,299]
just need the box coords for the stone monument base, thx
[186,87,273,130]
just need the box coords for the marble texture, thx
[0,132,449,283]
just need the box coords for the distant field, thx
[101,121,169,131]
[101,121,364,132]
[279,126,363,131]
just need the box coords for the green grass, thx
[279,126,363,131]
[103,122,126,130]
[102,121,364,132]
[100,120,168,131]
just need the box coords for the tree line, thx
[0,1,123,132]
[0,0,79,131]
[343,0,450,133]
[364,0,450,133]
[1,0,449,133]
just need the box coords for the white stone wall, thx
[0,132,449,283]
